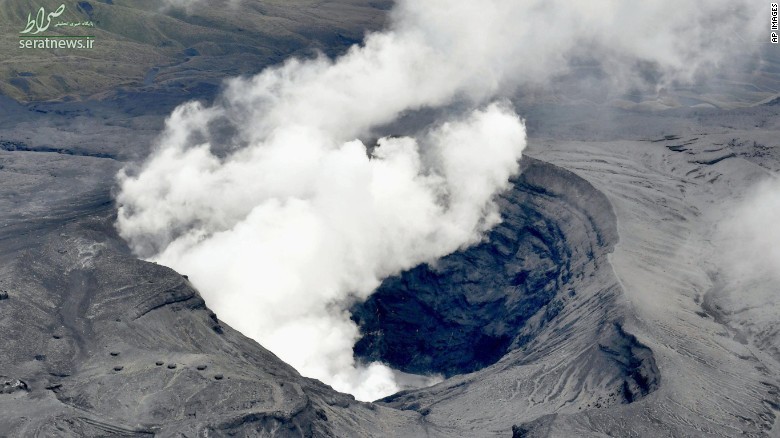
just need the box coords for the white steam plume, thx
[119,102,524,401]
[712,176,780,361]
[118,0,763,401]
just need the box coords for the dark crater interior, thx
[351,157,621,377]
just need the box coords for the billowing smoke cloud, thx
[118,0,763,400]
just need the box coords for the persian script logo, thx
[21,3,65,34]
[19,3,95,49]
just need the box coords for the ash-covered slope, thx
[0,147,428,437]
[505,104,780,437]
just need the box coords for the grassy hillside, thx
[0,0,389,101]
